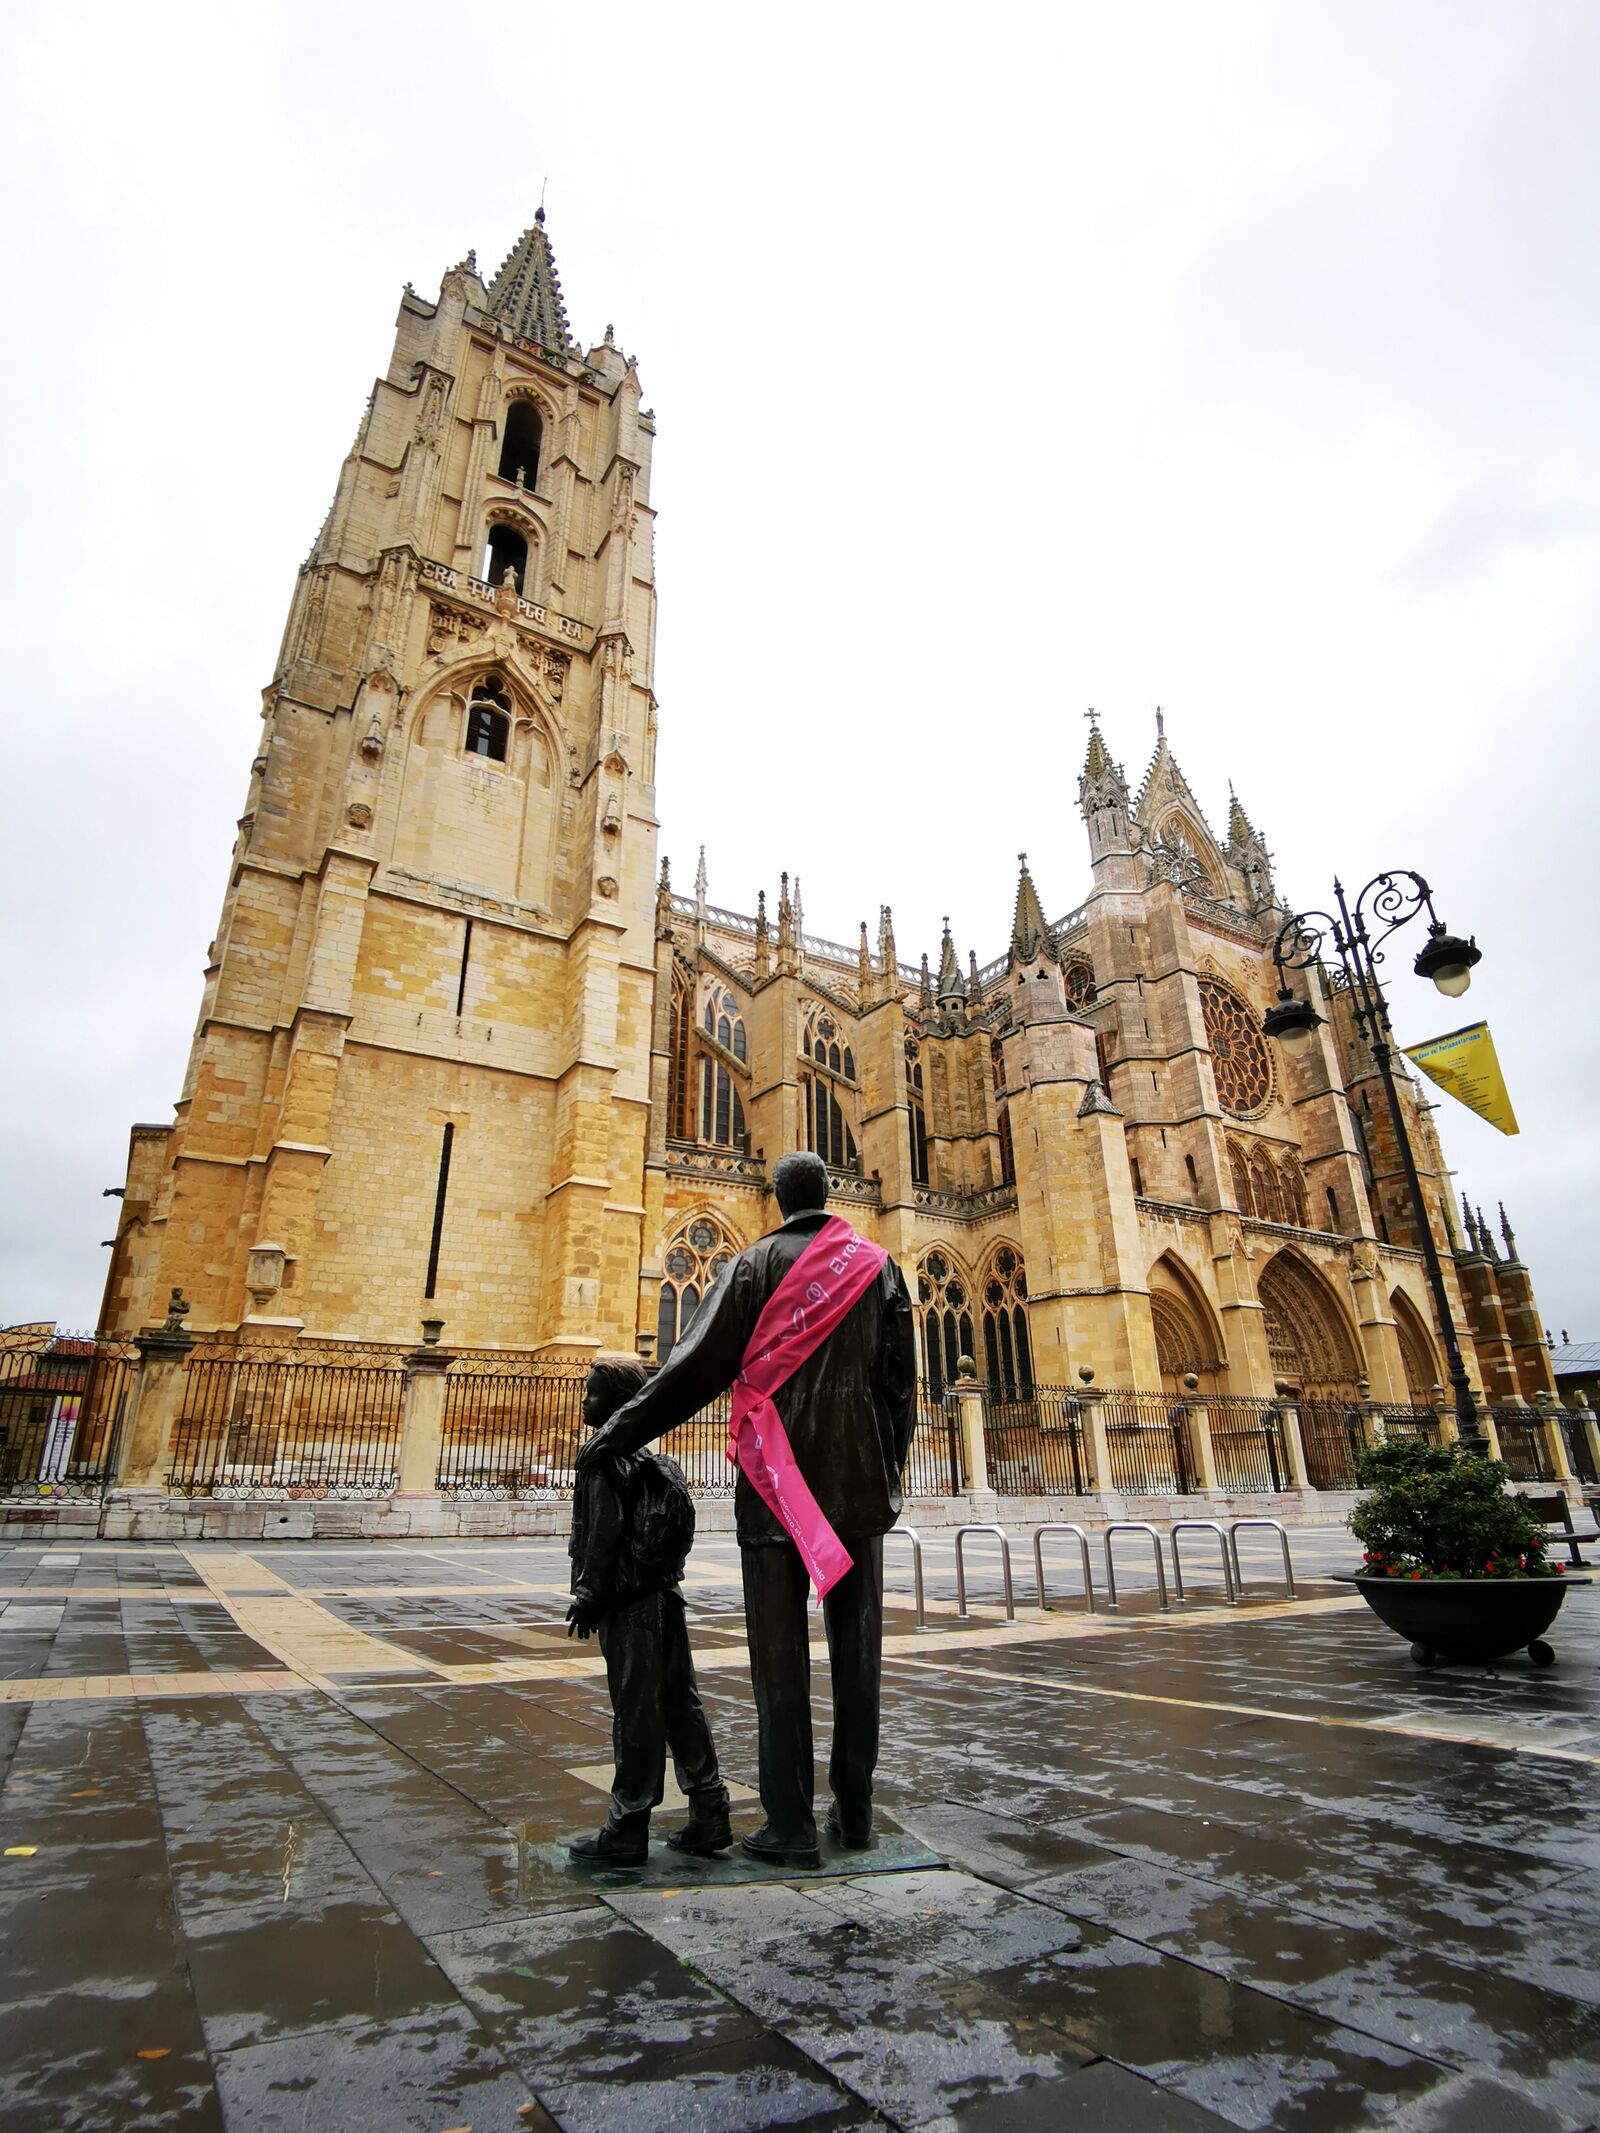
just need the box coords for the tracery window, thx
[907,1038,929,1185]
[803,1004,856,1082]
[464,674,511,762]
[989,1036,1013,1187]
[980,1246,1032,1399]
[1199,977,1272,1117]
[801,1004,857,1170]
[917,1250,974,1397]
[1062,960,1095,1013]
[666,966,692,1140]
[698,984,748,1149]
[804,1077,857,1170]
[656,1213,738,1365]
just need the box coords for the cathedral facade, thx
[99,218,1555,1427]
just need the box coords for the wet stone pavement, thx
[0,1527,1596,2132]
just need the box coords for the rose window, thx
[1199,978,1272,1117]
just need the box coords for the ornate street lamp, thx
[1265,871,1487,1455]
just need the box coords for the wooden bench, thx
[1519,1492,1600,1567]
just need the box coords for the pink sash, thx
[727,1215,889,1600]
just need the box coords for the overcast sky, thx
[2,0,1595,1337]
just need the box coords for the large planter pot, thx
[1334,1571,1589,1667]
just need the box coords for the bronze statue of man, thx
[579,1151,918,1867]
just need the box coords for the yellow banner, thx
[1403,1021,1519,1136]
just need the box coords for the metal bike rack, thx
[1169,1520,1237,1606]
[1227,1517,1297,1599]
[1032,1523,1096,1614]
[954,1524,1016,1621]
[884,1525,929,1630]
[1102,1522,1170,1612]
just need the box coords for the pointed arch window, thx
[802,1004,858,1172]
[917,1251,974,1397]
[988,1036,1013,1188]
[980,1247,1032,1399]
[498,398,542,488]
[464,674,511,762]
[656,1214,738,1364]
[697,984,748,1150]
[907,1037,930,1186]
[666,966,692,1141]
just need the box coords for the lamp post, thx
[1262,870,1487,1455]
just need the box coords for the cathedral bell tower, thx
[101,215,662,1353]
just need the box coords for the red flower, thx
[1410,1571,1423,1580]
[1555,1563,1565,1574]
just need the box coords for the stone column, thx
[951,1365,1001,1522]
[1532,1394,1576,1486]
[1572,1395,1600,1485]
[398,1346,454,1496]
[1183,1398,1221,1494]
[1079,1387,1112,1498]
[116,1320,195,1492]
[1275,1401,1310,1491]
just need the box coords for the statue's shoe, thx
[739,1823,821,1870]
[666,1800,733,1856]
[825,1808,876,1851]
[567,1826,648,1867]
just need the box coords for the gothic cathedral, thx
[99,218,1554,1421]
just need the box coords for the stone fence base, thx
[2,1486,1371,1545]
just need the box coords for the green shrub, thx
[1349,1436,1556,1579]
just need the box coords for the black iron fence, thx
[1559,1410,1598,1485]
[1200,1397,1291,1492]
[982,1386,1093,1496]
[437,1358,588,1495]
[905,1393,963,1498]
[0,1334,137,1501]
[1374,1407,1443,1447]
[1491,1408,1553,1484]
[437,1362,738,1498]
[171,1346,406,1497]
[1097,1393,1197,1495]
[1295,1402,1369,1489]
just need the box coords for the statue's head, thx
[583,1351,649,1429]
[773,1149,829,1218]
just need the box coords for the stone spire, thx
[1499,1203,1521,1263]
[485,208,574,352]
[655,855,672,940]
[936,918,966,1006]
[1225,781,1275,909]
[878,905,897,982]
[858,922,873,995]
[776,873,797,975]
[1078,714,1136,886]
[968,948,981,1001]
[1476,1205,1499,1261]
[753,889,770,980]
[919,954,934,1011]
[693,843,708,943]
[1010,854,1056,966]
[792,876,805,971]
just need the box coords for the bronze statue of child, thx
[565,1353,732,1865]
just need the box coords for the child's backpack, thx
[628,1450,696,1582]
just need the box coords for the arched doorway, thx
[1390,1289,1439,1405]
[1257,1252,1361,1397]
[1148,1254,1226,1395]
